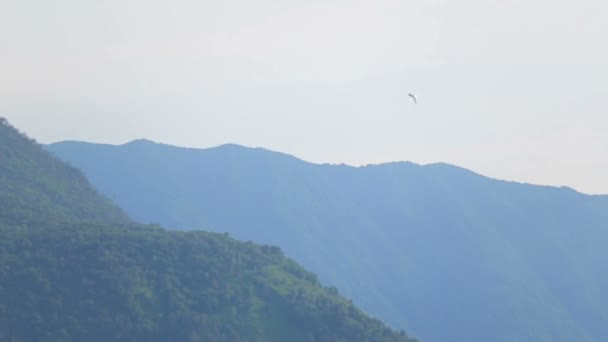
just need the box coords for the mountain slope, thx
[0,118,128,225]
[48,139,608,342]
[1,221,415,342]
[0,119,416,342]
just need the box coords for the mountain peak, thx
[124,138,157,145]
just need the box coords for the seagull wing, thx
[408,93,417,104]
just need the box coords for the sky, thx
[1,0,607,194]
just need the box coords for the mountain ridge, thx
[1,118,417,342]
[49,139,604,197]
[48,138,608,342]
[0,119,130,225]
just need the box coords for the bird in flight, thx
[408,93,417,104]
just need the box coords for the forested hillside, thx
[0,221,416,342]
[0,118,416,342]
[0,118,129,225]
[48,139,608,342]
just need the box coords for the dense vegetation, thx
[49,139,608,342]
[0,221,415,342]
[0,118,128,225]
[0,118,416,342]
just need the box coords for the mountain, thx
[48,139,608,342]
[1,222,417,342]
[0,118,416,342]
[0,118,128,225]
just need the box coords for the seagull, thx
[408,93,417,104]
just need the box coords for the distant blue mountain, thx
[48,139,608,342]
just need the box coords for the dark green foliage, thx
[48,139,608,342]
[0,118,416,341]
[0,118,129,225]
[0,221,415,342]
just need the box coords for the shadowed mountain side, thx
[48,139,608,342]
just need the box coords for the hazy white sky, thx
[1,0,607,194]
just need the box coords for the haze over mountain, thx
[49,139,608,342]
[1,119,417,341]
[5,0,608,194]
